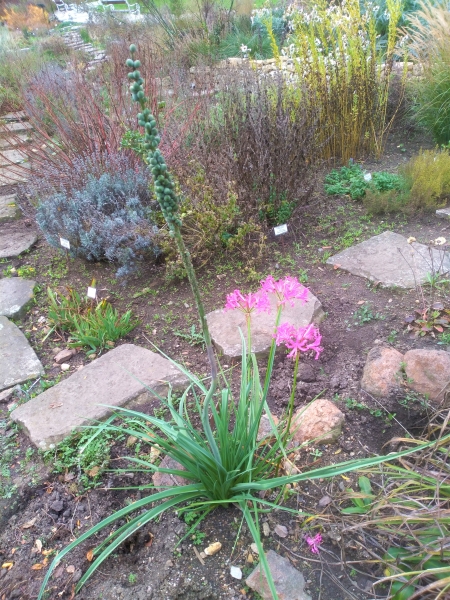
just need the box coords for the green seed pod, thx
[126,58,134,67]
[133,60,141,68]
[127,72,135,80]
[137,91,145,100]
[129,44,137,53]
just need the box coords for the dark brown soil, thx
[0,126,448,600]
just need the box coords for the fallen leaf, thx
[22,517,37,529]
[274,524,288,538]
[42,549,54,556]
[87,466,99,477]
[204,542,222,556]
[333,264,341,269]
[86,549,94,562]
[35,539,43,553]
[1,562,13,570]
[66,565,75,574]
[49,403,63,409]
[31,563,44,570]
[334,448,342,454]
[357,300,366,305]
[63,472,76,482]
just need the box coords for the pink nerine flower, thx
[275,322,323,360]
[306,533,322,554]
[260,275,309,306]
[224,289,271,315]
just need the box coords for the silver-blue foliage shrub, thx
[34,152,159,277]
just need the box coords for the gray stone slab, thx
[326,231,450,288]
[1,112,27,122]
[436,207,450,219]
[0,194,21,222]
[0,121,33,135]
[0,278,36,319]
[0,229,37,258]
[0,133,29,149]
[0,149,28,166]
[246,550,312,600]
[0,162,30,186]
[11,343,189,449]
[206,291,324,360]
[0,316,44,392]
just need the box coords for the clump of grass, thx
[407,1,450,145]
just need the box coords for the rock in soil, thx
[0,277,36,319]
[360,346,404,397]
[290,399,344,445]
[246,549,312,600]
[53,348,76,364]
[10,343,189,449]
[152,455,190,488]
[404,349,450,406]
[326,230,450,288]
[0,225,37,259]
[0,315,44,391]
[206,291,324,359]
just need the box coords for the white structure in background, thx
[51,0,142,23]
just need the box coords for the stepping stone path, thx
[436,207,450,219]
[206,291,324,360]
[326,230,450,288]
[11,344,189,449]
[0,112,32,187]
[61,26,107,71]
[0,278,36,319]
[0,194,20,223]
[0,225,37,259]
[0,316,44,392]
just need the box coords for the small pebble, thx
[230,566,242,580]
[60,363,70,372]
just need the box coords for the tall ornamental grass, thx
[407,1,450,145]
[287,0,406,161]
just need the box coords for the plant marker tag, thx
[60,237,70,250]
[87,287,97,299]
[274,224,288,236]
[363,172,372,182]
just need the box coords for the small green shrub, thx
[325,163,406,201]
[47,287,138,356]
[400,148,450,210]
[34,153,160,277]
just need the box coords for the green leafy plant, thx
[47,287,138,355]
[404,302,450,337]
[174,325,205,347]
[353,303,383,325]
[17,265,36,278]
[341,476,375,514]
[325,163,406,201]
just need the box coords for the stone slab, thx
[0,134,29,150]
[0,229,37,258]
[246,549,312,600]
[0,316,44,392]
[0,194,21,222]
[326,231,450,288]
[436,208,450,219]
[0,149,28,166]
[0,162,30,186]
[0,278,36,319]
[0,121,33,135]
[206,292,324,359]
[11,343,189,449]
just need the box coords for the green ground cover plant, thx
[325,163,406,201]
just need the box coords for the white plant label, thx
[363,172,372,182]
[87,287,97,299]
[59,237,71,250]
[274,224,288,236]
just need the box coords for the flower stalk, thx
[126,45,217,385]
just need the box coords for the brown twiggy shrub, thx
[184,70,321,227]
[3,4,49,30]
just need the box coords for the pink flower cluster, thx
[225,290,270,315]
[305,533,322,554]
[261,275,309,306]
[275,323,323,360]
[224,276,309,316]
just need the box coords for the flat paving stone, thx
[0,149,28,166]
[0,162,30,186]
[0,121,33,135]
[0,278,36,319]
[0,133,29,149]
[436,207,450,219]
[0,316,44,392]
[11,343,189,449]
[0,194,21,222]
[326,231,450,288]
[206,291,324,360]
[0,228,37,258]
